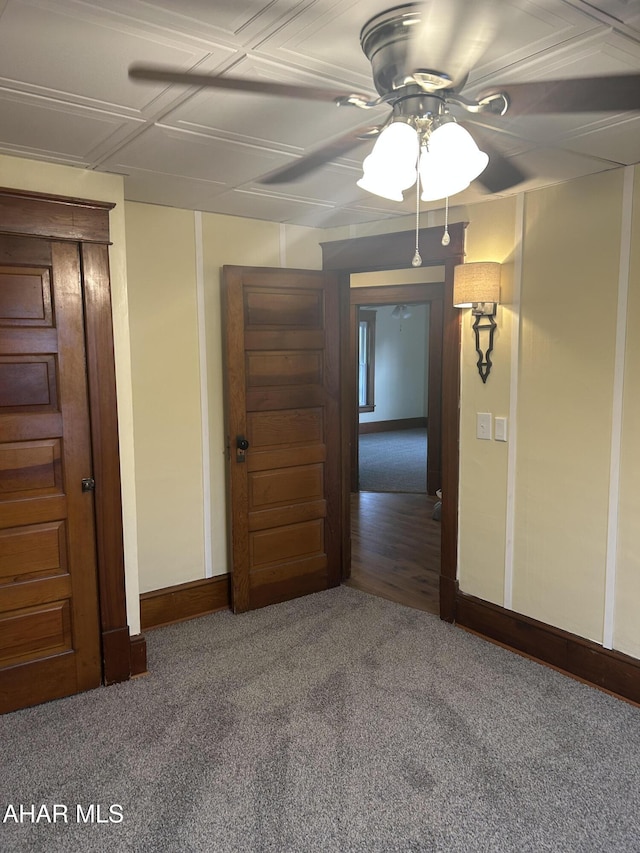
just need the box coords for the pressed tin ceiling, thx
[1,0,639,226]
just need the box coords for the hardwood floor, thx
[346,491,441,615]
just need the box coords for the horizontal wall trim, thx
[140,575,231,631]
[0,186,114,243]
[456,592,640,705]
[322,222,466,270]
[359,417,428,435]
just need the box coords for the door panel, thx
[0,236,101,714]
[249,464,324,509]
[223,266,341,612]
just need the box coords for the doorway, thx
[320,222,463,622]
[357,302,429,495]
[348,285,444,615]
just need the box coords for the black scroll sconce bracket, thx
[471,302,497,384]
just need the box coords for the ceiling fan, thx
[129,0,640,200]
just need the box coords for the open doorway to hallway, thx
[346,288,443,616]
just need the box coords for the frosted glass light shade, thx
[357,152,418,200]
[429,122,489,182]
[453,262,501,307]
[357,121,419,200]
[357,162,406,200]
[373,121,420,156]
[420,123,489,201]
[419,146,472,201]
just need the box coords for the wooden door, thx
[222,266,341,612]
[0,234,101,713]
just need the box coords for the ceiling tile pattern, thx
[1,0,639,225]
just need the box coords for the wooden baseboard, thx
[101,626,131,685]
[359,417,427,435]
[439,575,457,623]
[140,575,231,631]
[101,627,148,681]
[129,634,148,677]
[456,592,640,705]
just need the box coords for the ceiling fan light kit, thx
[391,304,413,319]
[357,110,490,203]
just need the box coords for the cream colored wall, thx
[0,154,141,635]
[514,172,622,641]
[442,168,640,658]
[455,196,517,605]
[614,166,640,658]
[125,203,204,593]
[124,208,325,591]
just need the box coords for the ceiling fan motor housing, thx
[360,3,463,96]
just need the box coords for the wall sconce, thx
[453,262,501,383]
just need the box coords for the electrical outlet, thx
[476,412,492,440]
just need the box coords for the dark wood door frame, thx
[0,187,139,684]
[349,283,444,496]
[321,222,466,622]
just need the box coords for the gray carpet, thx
[359,428,427,492]
[2,586,640,852]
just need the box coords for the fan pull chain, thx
[411,151,422,267]
[442,196,450,246]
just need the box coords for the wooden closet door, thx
[0,235,101,714]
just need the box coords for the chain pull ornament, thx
[412,149,422,267]
[441,196,450,246]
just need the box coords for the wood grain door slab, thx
[0,236,101,713]
[222,266,341,612]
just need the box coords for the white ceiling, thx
[1,0,639,227]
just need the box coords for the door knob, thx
[236,435,249,462]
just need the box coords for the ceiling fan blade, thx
[407,0,499,88]
[129,63,371,104]
[460,123,528,193]
[478,73,640,116]
[260,126,381,185]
